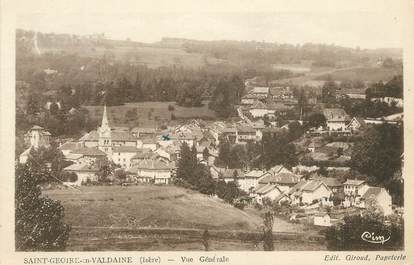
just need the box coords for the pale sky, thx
[14,0,404,49]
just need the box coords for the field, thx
[314,66,402,82]
[84,101,217,127]
[43,185,326,251]
[41,45,225,68]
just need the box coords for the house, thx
[323,108,351,131]
[310,175,343,193]
[130,149,157,165]
[236,125,257,143]
[249,100,271,118]
[359,187,393,216]
[314,213,333,227]
[236,169,268,193]
[59,141,81,156]
[273,193,291,205]
[289,179,332,205]
[137,137,158,151]
[131,127,157,138]
[210,167,244,182]
[371,97,403,108]
[112,146,141,169]
[343,179,369,197]
[155,144,180,162]
[241,93,259,105]
[253,184,283,204]
[63,163,99,185]
[249,86,270,99]
[343,179,370,207]
[20,125,52,163]
[347,117,367,132]
[127,158,174,184]
[258,170,301,193]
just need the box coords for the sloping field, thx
[84,101,216,127]
[43,185,326,250]
[314,66,402,82]
[43,185,262,231]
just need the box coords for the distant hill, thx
[16,29,403,70]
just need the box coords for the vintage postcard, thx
[1,0,413,264]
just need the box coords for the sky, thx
[14,0,404,49]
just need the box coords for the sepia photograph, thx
[7,0,409,255]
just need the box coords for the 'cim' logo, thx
[361,231,391,244]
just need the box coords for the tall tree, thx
[15,160,71,251]
[351,124,403,186]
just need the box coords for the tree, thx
[15,161,71,251]
[288,121,304,141]
[96,157,115,182]
[216,139,231,167]
[307,113,327,129]
[261,132,298,169]
[322,80,338,103]
[325,212,403,250]
[262,211,274,251]
[351,124,402,186]
[202,229,210,251]
[202,147,210,162]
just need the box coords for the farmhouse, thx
[112,146,141,169]
[323,108,351,131]
[258,170,301,192]
[127,158,174,184]
[347,117,367,132]
[249,86,270,99]
[234,169,268,193]
[63,163,99,185]
[289,179,332,205]
[359,187,393,216]
[20,125,51,163]
[253,183,283,204]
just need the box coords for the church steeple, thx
[101,105,110,130]
[98,105,112,155]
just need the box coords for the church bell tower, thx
[98,105,112,155]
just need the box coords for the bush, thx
[325,212,404,250]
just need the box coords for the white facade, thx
[112,151,137,169]
[301,184,332,204]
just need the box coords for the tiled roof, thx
[323,108,350,122]
[71,148,106,156]
[250,87,270,94]
[251,100,267,109]
[256,184,280,195]
[59,141,79,150]
[64,163,99,172]
[131,150,156,160]
[245,170,267,178]
[31,125,44,130]
[237,125,256,133]
[362,187,386,200]
[259,172,300,185]
[132,159,174,171]
[343,179,365,186]
[113,146,140,153]
[111,131,136,141]
[310,176,342,187]
[79,130,136,142]
[212,167,244,179]
[289,179,327,194]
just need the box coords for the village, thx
[19,74,404,230]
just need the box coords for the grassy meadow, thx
[42,185,326,251]
[84,101,216,128]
